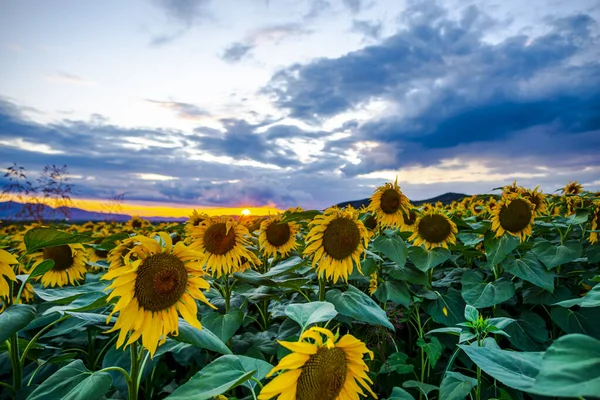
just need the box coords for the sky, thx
[1,0,599,215]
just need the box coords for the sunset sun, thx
[241,209,251,216]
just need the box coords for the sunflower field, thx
[1,181,599,400]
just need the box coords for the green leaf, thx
[373,234,408,267]
[464,305,479,323]
[530,334,600,397]
[262,256,306,277]
[326,285,394,330]
[586,245,600,263]
[387,262,428,285]
[485,235,519,266]
[43,292,108,315]
[0,304,36,342]
[553,284,600,308]
[167,355,256,400]
[425,288,467,326]
[502,310,548,351]
[284,301,337,330]
[501,253,555,292]
[461,270,515,308]
[380,352,414,374]
[201,309,244,343]
[417,336,443,368]
[408,246,451,272]
[388,387,416,400]
[458,344,543,392]
[28,259,55,278]
[550,307,600,339]
[34,281,108,303]
[532,240,583,270]
[236,355,273,390]
[458,233,484,247]
[439,371,478,400]
[24,228,93,253]
[28,360,111,400]
[374,280,411,307]
[174,319,232,355]
[402,380,438,396]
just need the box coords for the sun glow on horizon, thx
[241,209,251,216]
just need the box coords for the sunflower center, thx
[498,199,532,233]
[94,248,109,258]
[403,210,417,226]
[418,214,452,243]
[297,347,348,400]
[364,214,377,230]
[134,254,188,312]
[380,189,402,214]
[43,245,74,271]
[131,219,142,229]
[266,222,291,247]
[322,217,361,260]
[203,223,237,255]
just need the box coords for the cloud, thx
[303,0,331,21]
[146,99,211,120]
[45,72,95,85]
[351,19,382,40]
[151,0,212,27]
[342,0,363,14]
[221,23,313,63]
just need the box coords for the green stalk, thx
[129,343,140,400]
[10,335,21,391]
[476,366,482,400]
[318,277,326,301]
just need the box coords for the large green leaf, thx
[531,334,600,397]
[174,319,232,355]
[553,284,600,308]
[43,292,108,315]
[284,301,337,330]
[388,387,416,400]
[373,234,408,267]
[461,270,515,308]
[326,285,394,330]
[417,336,443,368]
[202,309,244,343]
[0,304,36,342]
[439,371,478,400]
[167,355,256,399]
[28,360,111,400]
[263,256,306,277]
[586,245,600,263]
[532,240,583,270]
[374,280,411,307]
[408,246,451,272]
[459,344,543,392]
[34,281,108,303]
[501,253,555,292]
[237,355,274,390]
[484,234,519,266]
[425,288,467,326]
[550,306,600,339]
[402,381,438,396]
[24,228,93,253]
[27,259,55,279]
[501,310,548,351]
[380,352,414,374]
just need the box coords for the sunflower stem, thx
[20,315,70,367]
[318,277,326,301]
[129,343,140,400]
[10,334,21,391]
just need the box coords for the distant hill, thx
[0,201,187,223]
[335,192,468,210]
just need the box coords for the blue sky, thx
[1,0,599,210]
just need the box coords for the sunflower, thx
[399,208,419,232]
[588,202,600,244]
[185,210,209,236]
[304,206,370,283]
[367,178,411,228]
[368,273,378,296]
[32,244,88,287]
[408,210,457,250]
[107,236,138,270]
[259,216,299,259]
[523,186,547,216]
[126,216,151,230]
[0,249,18,300]
[486,197,499,215]
[502,181,525,197]
[491,195,535,242]
[258,327,377,400]
[102,233,216,357]
[563,180,583,195]
[189,217,261,278]
[470,200,485,217]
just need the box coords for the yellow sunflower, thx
[189,217,261,278]
[486,197,499,215]
[588,202,600,244]
[126,215,151,231]
[470,199,486,217]
[368,273,378,296]
[409,210,457,250]
[102,232,216,357]
[0,249,18,300]
[563,180,583,195]
[502,181,525,197]
[304,206,370,283]
[399,208,419,233]
[258,327,377,400]
[491,195,535,242]
[185,210,209,236]
[259,216,299,259]
[523,186,547,216]
[107,236,138,270]
[367,178,411,228]
[33,244,88,287]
